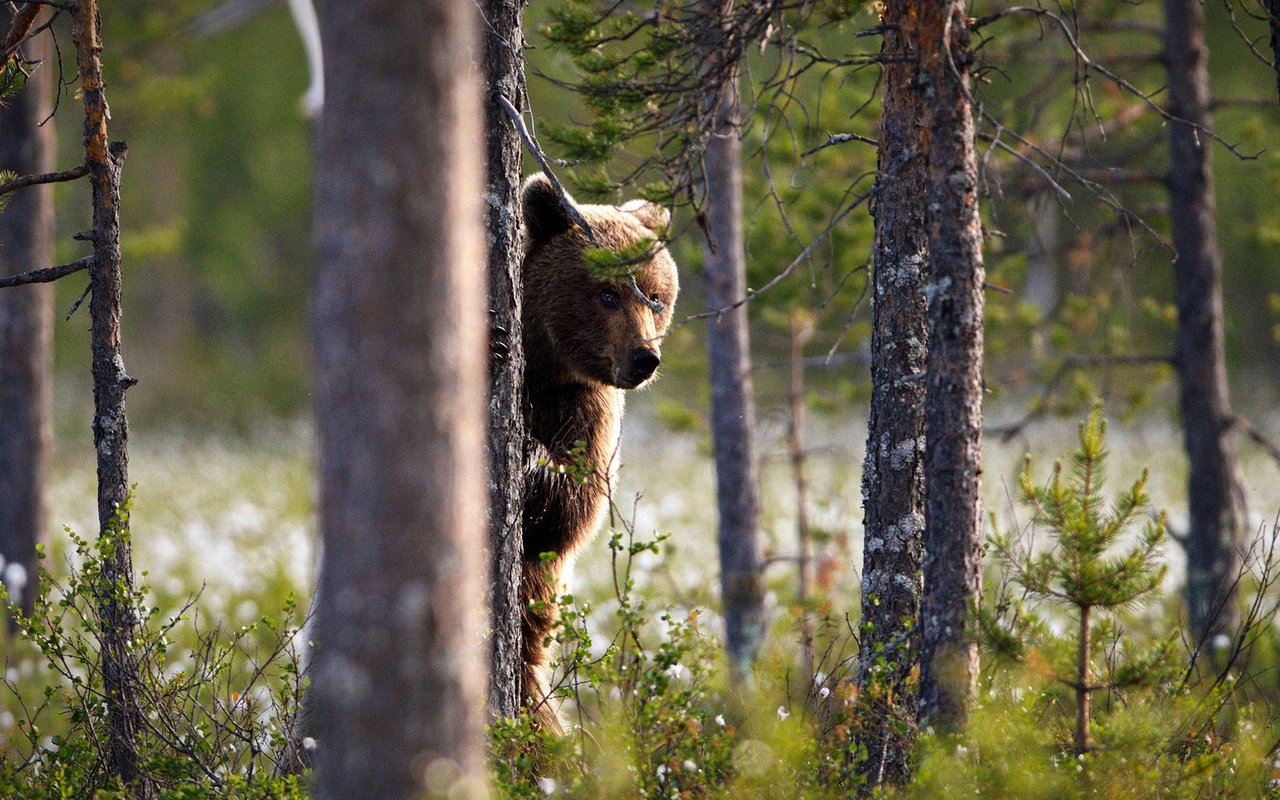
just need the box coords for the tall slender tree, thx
[310,0,490,795]
[482,0,529,720]
[1163,0,1248,645]
[855,0,929,780]
[0,4,54,622]
[702,0,766,681]
[915,0,986,729]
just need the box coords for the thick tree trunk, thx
[72,1,150,793]
[704,51,765,681]
[311,0,489,795]
[0,6,54,622]
[1164,0,1247,645]
[916,0,986,730]
[855,0,929,781]
[482,0,528,722]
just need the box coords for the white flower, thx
[656,764,669,781]
[777,706,790,720]
[1211,633,1231,651]
[818,687,831,699]
[714,714,726,727]
[537,776,557,795]
[301,736,317,751]
[682,760,697,773]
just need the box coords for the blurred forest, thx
[40,0,1280,431]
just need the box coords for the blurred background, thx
[31,0,1280,610]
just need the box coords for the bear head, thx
[521,174,680,390]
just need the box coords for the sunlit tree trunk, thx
[855,0,928,780]
[311,0,489,794]
[703,14,766,679]
[1164,0,1247,645]
[916,0,986,730]
[482,0,528,720]
[0,5,54,622]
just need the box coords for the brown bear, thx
[517,174,679,732]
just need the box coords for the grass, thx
[10,389,1280,796]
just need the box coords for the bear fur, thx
[517,174,679,732]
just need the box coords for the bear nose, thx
[630,348,661,380]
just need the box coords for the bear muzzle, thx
[619,347,661,388]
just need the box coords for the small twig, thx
[681,187,873,325]
[802,132,878,157]
[494,94,599,247]
[0,162,89,196]
[1231,415,1280,470]
[0,255,93,289]
[65,282,91,319]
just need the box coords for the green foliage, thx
[0,525,309,798]
[583,237,658,282]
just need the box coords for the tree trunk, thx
[1266,0,1280,103]
[788,311,814,682]
[855,0,929,780]
[1163,0,1247,646]
[72,1,150,793]
[311,0,489,795]
[1075,605,1091,756]
[482,0,528,722]
[0,5,54,623]
[703,33,765,681]
[916,0,986,730]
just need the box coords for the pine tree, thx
[990,404,1168,756]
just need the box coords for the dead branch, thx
[0,255,93,288]
[987,353,1175,441]
[0,163,89,196]
[0,2,41,63]
[1231,415,1280,470]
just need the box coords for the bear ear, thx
[522,173,575,246]
[620,199,671,234]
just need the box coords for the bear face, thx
[521,175,679,390]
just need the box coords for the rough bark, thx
[703,44,766,681]
[916,0,986,730]
[1164,0,1247,645]
[854,0,929,780]
[482,0,528,722]
[0,5,53,622]
[72,1,150,793]
[311,0,489,795]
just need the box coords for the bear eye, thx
[600,288,621,310]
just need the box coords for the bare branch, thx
[0,3,41,64]
[0,162,89,196]
[0,256,93,288]
[987,353,1175,440]
[494,93,600,246]
[1231,415,1280,470]
[801,132,877,157]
